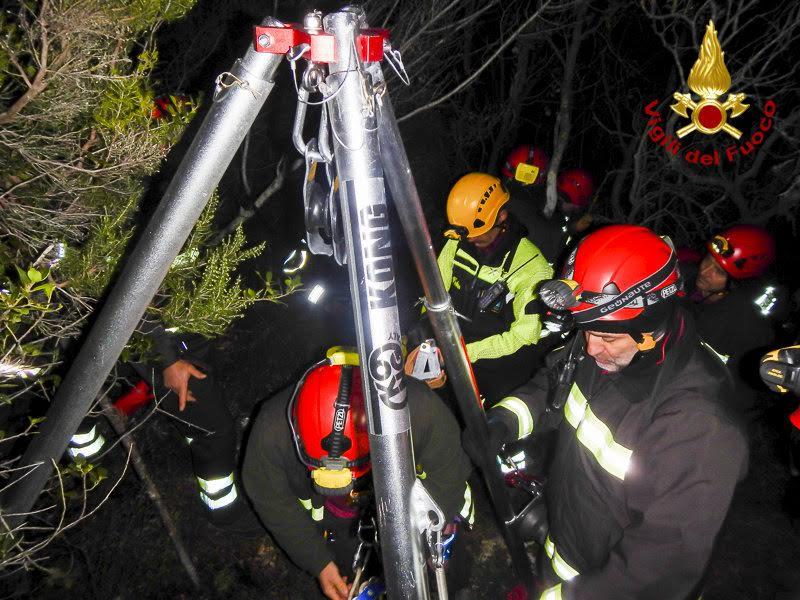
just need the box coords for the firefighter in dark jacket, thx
[243,348,474,600]
[500,145,595,269]
[685,224,778,412]
[66,322,244,524]
[407,172,552,405]
[484,225,748,600]
[501,145,563,267]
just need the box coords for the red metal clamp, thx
[254,24,389,63]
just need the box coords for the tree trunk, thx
[545,0,589,217]
[100,398,201,589]
[488,41,532,172]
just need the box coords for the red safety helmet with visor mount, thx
[539,225,682,347]
[501,144,549,185]
[288,347,370,496]
[707,224,775,280]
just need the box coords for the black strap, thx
[572,251,678,324]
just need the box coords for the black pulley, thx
[303,151,333,257]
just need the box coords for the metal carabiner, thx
[383,41,410,86]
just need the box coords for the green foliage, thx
[158,228,269,337]
[0,265,58,380]
[58,194,139,298]
[61,457,109,494]
[123,0,198,29]
[92,49,199,165]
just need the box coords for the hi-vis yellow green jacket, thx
[436,228,552,363]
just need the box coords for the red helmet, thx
[540,225,681,331]
[290,362,371,494]
[501,145,549,185]
[707,225,775,279]
[557,169,594,208]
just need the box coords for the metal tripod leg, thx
[1,22,285,526]
[373,63,538,595]
[325,8,429,600]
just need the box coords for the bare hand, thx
[318,561,350,600]
[162,359,207,411]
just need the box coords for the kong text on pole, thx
[359,201,397,310]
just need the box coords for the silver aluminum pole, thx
[2,25,284,525]
[374,72,537,593]
[325,8,429,599]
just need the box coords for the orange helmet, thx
[445,173,510,239]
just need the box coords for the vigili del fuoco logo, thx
[643,20,776,166]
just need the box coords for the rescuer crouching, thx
[65,321,249,528]
[243,347,474,600]
[481,225,748,599]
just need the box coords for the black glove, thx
[761,345,800,395]
[461,419,511,466]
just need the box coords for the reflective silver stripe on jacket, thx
[495,396,534,439]
[564,383,632,480]
[299,497,324,521]
[539,583,563,600]
[68,425,106,459]
[545,534,580,581]
[701,340,729,364]
[197,472,238,510]
[459,483,475,526]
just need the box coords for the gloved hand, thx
[461,419,510,466]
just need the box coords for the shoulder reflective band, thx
[539,584,563,600]
[283,249,309,274]
[298,497,325,521]
[545,534,580,581]
[495,397,534,440]
[572,250,677,324]
[701,341,729,364]
[459,483,475,526]
[564,384,632,480]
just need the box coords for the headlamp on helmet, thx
[541,226,682,336]
[707,224,775,280]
